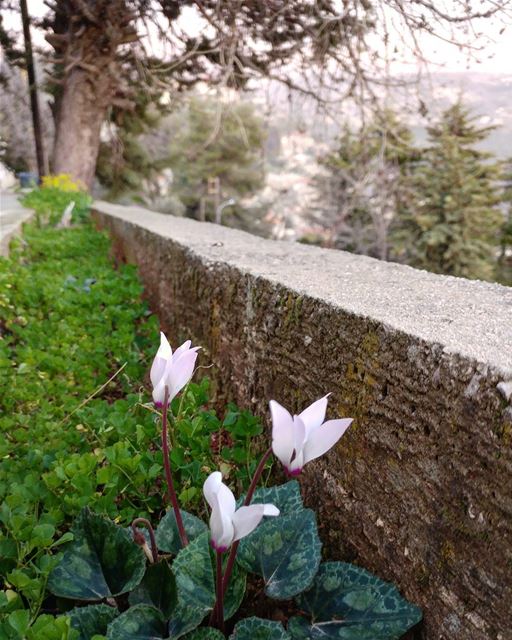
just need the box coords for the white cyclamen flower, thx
[150,332,200,407]
[203,471,279,552]
[270,395,352,475]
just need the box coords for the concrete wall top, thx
[94,201,512,378]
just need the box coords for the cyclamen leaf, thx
[172,532,246,621]
[184,627,226,640]
[47,508,146,600]
[230,617,291,640]
[238,481,303,515]
[172,532,215,612]
[109,598,205,640]
[167,601,206,639]
[237,509,321,599]
[107,604,167,640]
[68,604,118,640]
[128,560,177,619]
[155,509,208,555]
[289,562,423,640]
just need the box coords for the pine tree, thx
[318,110,417,260]
[392,102,503,281]
[497,158,512,285]
[163,97,265,219]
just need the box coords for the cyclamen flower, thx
[270,395,352,476]
[203,471,279,552]
[150,332,200,407]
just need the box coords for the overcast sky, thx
[2,0,512,75]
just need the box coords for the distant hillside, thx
[412,71,512,157]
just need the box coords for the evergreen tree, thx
[392,102,503,281]
[162,97,265,219]
[497,158,512,285]
[318,110,417,260]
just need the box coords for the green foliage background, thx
[0,220,267,638]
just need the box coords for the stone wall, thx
[93,201,512,640]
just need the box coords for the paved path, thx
[0,192,34,256]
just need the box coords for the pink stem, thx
[215,551,225,633]
[161,386,189,548]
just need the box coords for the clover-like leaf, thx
[184,627,226,640]
[68,604,118,640]
[230,617,291,640]
[129,560,177,619]
[155,510,208,555]
[289,562,423,640]
[107,604,167,639]
[48,508,146,600]
[237,509,321,599]
[239,481,303,515]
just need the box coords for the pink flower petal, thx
[232,503,280,542]
[302,418,353,465]
[270,400,295,469]
[298,395,330,436]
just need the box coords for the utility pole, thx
[20,0,48,178]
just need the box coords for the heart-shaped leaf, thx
[155,510,208,555]
[239,481,303,515]
[68,604,118,640]
[230,617,291,640]
[173,532,215,612]
[107,604,167,640]
[167,601,207,639]
[237,509,321,599]
[172,532,246,620]
[184,627,226,640]
[48,508,146,600]
[107,602,206,640]
[289,562,423,640]
[129,560,177,619]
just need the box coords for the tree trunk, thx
[52,68,110,188]
[47,0,137,189]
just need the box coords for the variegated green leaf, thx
[230,617,291,640]
[289,562,423,639]
[68,604,118,640]
[48,508,146,600]
[237,509,321,599]
[184,627,226,640]
[172,531,246,621]
[107,604,167,639]
[173,532,215,612]
[128,560,177,619]
[155,510,208,555]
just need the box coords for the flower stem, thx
[244,445,273,506]
[222,445,273,592]
[161,386,189,548]
[215,550,225,633]
[131,517,158,563]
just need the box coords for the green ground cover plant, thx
[21,174,93,226]
[0,222,267,639]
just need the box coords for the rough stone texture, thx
[0,193,34,257]
[93,201,512,640]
